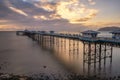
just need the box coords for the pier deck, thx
[17,30,120,45]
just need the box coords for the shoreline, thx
[0,73,120,80]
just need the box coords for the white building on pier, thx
[81,30,100,38]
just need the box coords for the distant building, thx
[40,31,46,33]
[49,31,54,34]
[110,30,120,39]
[81,30,100,38]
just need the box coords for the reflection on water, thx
[82,42,113,77]
[0,31,120,79]
[35,33,120,78]
[0,32,69,78]
[39,37,83,72]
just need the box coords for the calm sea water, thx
[0,31,69,78]
[0,31,120,78]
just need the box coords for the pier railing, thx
[17,30,120,45]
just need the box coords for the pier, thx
[16,30,120,76]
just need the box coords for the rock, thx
[43,66,47,68]
[0,74,11,78]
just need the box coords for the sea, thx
[0,31,120,79]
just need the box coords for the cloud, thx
[33,15,48,20]
[9,7,28,16]
[0,20,9,23]
[5,0,98,24]
[34,3,55,12]
[33,0,98,24]
[0,24,21,31]
[56,0,98,23]
[33,14,61,20]
[83,21,120,28]
[49,14,61,19]
[0,0,100,31]
[88,0,96,5]
[4,0,28,17]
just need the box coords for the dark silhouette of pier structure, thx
[16,30,120,77]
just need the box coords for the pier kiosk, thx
[81,30,99,38]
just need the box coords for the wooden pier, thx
[16,30,120,75]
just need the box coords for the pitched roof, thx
[81,30,100,34]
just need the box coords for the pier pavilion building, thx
[81,30,100,38]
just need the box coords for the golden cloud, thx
[4,0,28,17]
[34,3,55,12]
[56,0,98,23]
[33,15,48,20]
[88,0,96,5]
[49,14,61,19]
[34,0,98,24]
[4,0,98,24]
[33,14,61,20]
[9,7,28,16]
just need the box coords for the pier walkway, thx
[17,30,120,45]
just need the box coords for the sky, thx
[0,0,120,31]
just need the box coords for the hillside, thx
[98,26,120,31]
